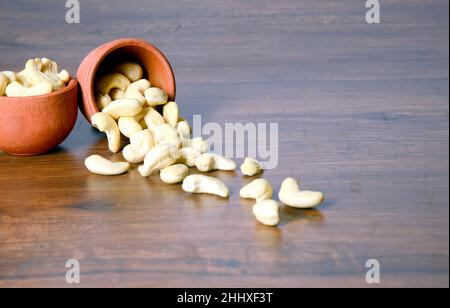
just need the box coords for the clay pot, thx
[0,79,79,156]
[77,38,176,122]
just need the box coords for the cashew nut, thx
[163,101,179,127]
[118,117,143,138]
[239,179,273,202]
[122,129,155,164]
[138,144,181,177]
[25,59,64,91]
[144,107,166,132]
[177,120,191,140]
[1,71,17,83]
[160,164,189,184]
[144,87,168,107]
[40,58,70,86]
[110,88,125,100]
[279,177,325,209]
[240,158,263,177]
[182,137,209,153]
[57,69,70,84]
[177,147,201,167]
[114,62,143,83]
[91,112,121,153]
[0,73,8,96]
[5,81,52,97]
[96,93,112,110]
[85,155,130,176]
[96,73,131,95]
[125,79,150,105]
[252,199,280,227]
[195,153,236,172]
[154,124,182,148]
[102,99,143,120]
[182,175,229,198]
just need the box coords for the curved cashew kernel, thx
[91,112,121,153]
[102,99,142,120]
[154,124,182,148]
[177,147,201,167]
[177,120,191,140]
[125,79,150,105]
[122,129,155,164]
[240,158,263,177]
[182,137,209,153]
[118,117,143,138]
[110,89,125,100]
[25,59,64,91]
[0,73,8,96]
[279,177,325,209]
[96,93,112,110]
[144,87,168,107]
[5,81,52,97]
[144,107,166,132]
[57,69,70,84]
[114,62,143,83]
[17,69,32,87]
[138,144,181,177]
[1,71,17,83]
[252,200,280,227]
[163,101,179,127]
[240,179,273,202]
[132,107,151,122]
[160,164,189,184]
[182,175,229,198]
[195,153,237,172]
[85,155,130,176]
[96,73,131,95]
[40,58,70,86]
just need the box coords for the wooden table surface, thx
[0,0,448,288]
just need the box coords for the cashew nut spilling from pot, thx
[85,155,130,176]
[91,112,121,154]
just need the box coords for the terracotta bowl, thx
[0,79,79,156]
[77,38,176,123]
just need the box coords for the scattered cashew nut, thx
[85,155,130,176]
[122,129,155,164]
[252,199,280,227]
[138,144,181,177]
[239,179,273,202]
[177,147,201,167]
[163,101,179,127]
[240,158,263,177]
[144,107,166,132]
[118,117,143,138]
[91,112,121,153]
[279,177,325,209]
[160,164,189,184]
[154,123,182,148]
[182,174,229,198]
[102,99,143,120]
[144,87,168,107]
[195,153,236,172]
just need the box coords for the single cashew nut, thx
[195,153,236,172]
[102,99,142,120]
[144,87,168,107]
[96,93,112,110]
[125,79,151,105]
[118,117,143,138]
[25,59,64,91]
[182,175,229,198]
[40,58,69,87]
[114,62,144,83]
[57,69,70,84]
[5,81,52,97]
[182,137,209,153]
[17,69,32,87]
[144,107,166,132]
[91,112,121,153]
[240,179,273,202]
[110,88,125,100]
[138,144,181,177]
[0,73,8,96]
[252,199,280,227]
[279,177,325,209]
[1,71,17,83]
[177,120,191,141]
[122,129,155,164]
[160,164,189,184]
[240,158,263,177]
[177,147,201,167]
[163,101,179,127]
[154,123,182,148]
[96,73,131,95]
[85,155,130,176]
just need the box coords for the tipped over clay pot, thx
[77,38,176,122]
[0,79,79,156]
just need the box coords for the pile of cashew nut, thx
[0,58,70,97]
[85,62,325,227]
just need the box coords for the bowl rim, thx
[78,37,176,122]
[0,78,78,102]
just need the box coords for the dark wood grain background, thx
[0,0,448,288]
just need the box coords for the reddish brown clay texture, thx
[0,79,78,156]
[77,38,176,123]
